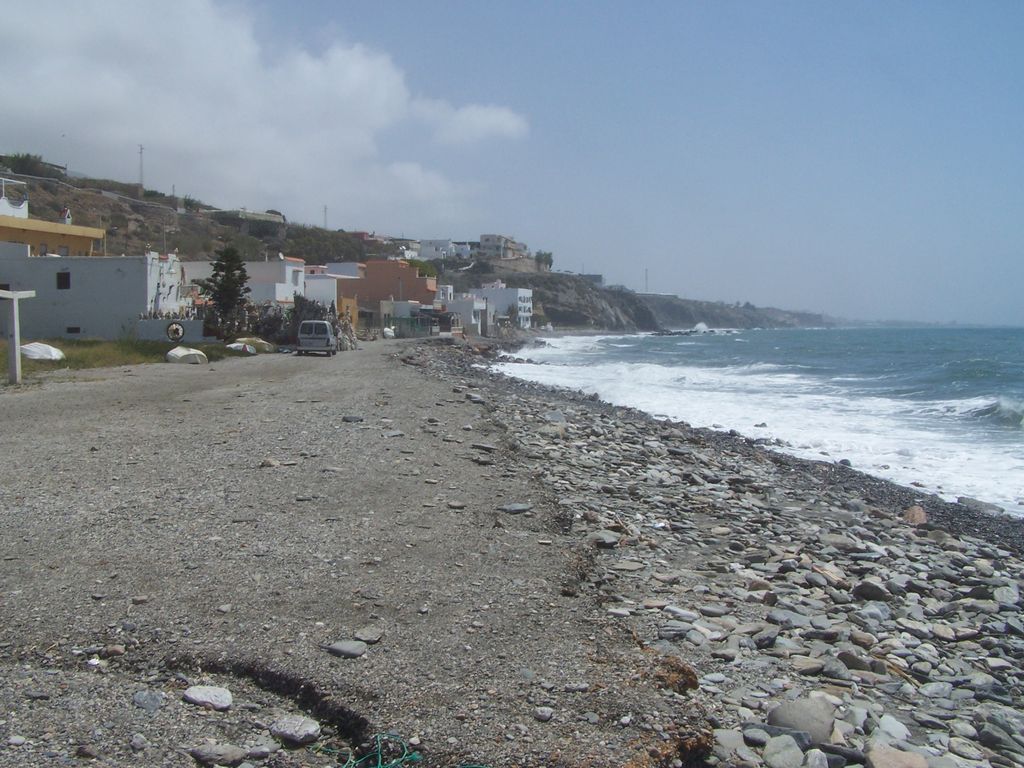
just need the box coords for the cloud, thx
[0,0,528,233]
[414,100,530,145]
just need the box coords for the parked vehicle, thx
[296,320,338,356]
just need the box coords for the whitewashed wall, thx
[0,251,189,339]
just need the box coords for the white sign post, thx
[1,289,36,385]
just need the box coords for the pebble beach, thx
[0,338,1021,768]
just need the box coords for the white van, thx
[296,320,338,356]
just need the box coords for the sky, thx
[3,1,1023,325]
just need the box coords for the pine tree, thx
[199,246,250,336]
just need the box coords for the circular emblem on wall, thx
[166,322,185,342]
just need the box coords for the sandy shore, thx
[0,339,1021,768]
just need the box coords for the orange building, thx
[335,259,437,305]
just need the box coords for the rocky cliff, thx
[637,293,833,330]
[491,273,660,331]
[451,270,833,331]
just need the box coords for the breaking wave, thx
[967,398,1024,428]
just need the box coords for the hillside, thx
[443,266,832,331]
[442,269,659,331]
[0,159,393,262]
[3,156,832,331]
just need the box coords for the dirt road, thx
[0,342,683,767]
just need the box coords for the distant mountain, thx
[636,292,834,330]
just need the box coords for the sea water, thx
[494,327,1024,516]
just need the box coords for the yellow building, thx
[0,179,105,257]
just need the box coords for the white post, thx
[1,289,36,385]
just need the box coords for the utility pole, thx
[138,144,144,190]
[645,268,649,293]
[323,205,327,229]
[61,132,71,177]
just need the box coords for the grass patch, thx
[0,338,248,377]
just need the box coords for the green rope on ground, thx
[307,732,490,768]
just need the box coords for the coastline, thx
[503,328,1024,523]
[417,338,1024,766]
[0,339,1021,767]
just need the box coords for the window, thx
[66,327,81,334]
[39,243,48,255]
[56,272,71,290]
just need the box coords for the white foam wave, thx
[523,334,638,362]
[494,358,1024,516]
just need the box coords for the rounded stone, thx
[763,734,804,768]
[767,697,836,746]
[354,626,385,644]
[182,685,233,711]
[326,640,368,658]
[534,706,554,722]
[948,737,984,760]
[189,743,247,766]
[270,715,321,746]
[875,714,911,742]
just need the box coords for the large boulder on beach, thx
[865,744,928,768]
[852,579,892,602]
[762,734,805,768]
[767,698,836,745]
[182,685,232,711]
[270,714,321,746]
[189,743,247,766]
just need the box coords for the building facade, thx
[0,179,105,257]
[0,242,191,339]
[475,281,533,329]
[479,234,529,261]
[418,239,455,261]
[187,256,306,306]
[335,259,437,306]
[304,273,359,324]
[444,293,489,335]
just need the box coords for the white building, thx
[452,241,475,259]
[188,255,305,306]
[419,239,454,261]
[435,284,454,304]
[474,280,533,329]
[436,283,488,335]
[446,294,488,335]
[0,241,196,340]
[304,274,342,308]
